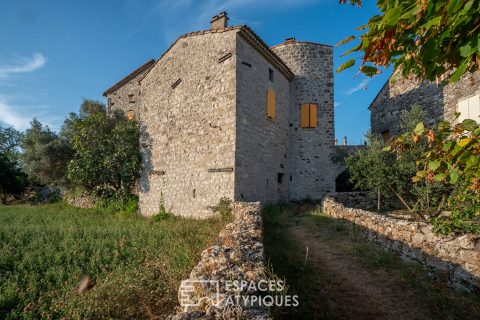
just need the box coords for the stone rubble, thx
[322,197,480,289]
[169,202,271,320]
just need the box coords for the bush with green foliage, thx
[0,153,27,204]
[67,100,140,198]
[0,125,23,161]
[346,106,449,216]
[391,116,480,233]
[0,125,26,202]
[209,197,233,222]
[152,193,173,220]
[21,119,72,187]
[93,194,139,216]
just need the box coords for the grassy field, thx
[0,203,225,320]
[263,203,480,319]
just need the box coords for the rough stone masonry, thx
[323,197,480,289]
[104,12,336,217]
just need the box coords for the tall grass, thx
[0,203,224,319]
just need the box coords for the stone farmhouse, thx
[370,71,480,139]
[104,12,336,217]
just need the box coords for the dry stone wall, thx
[322,197,480,289]
[328,192,401,211]
[170,202,270,320]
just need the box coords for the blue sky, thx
[0,0,391,144]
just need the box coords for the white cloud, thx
[0,96,31,129]
[344,78,370,95]
[334,102,340,107]
[0,95,59,131]
[0,53,46,78]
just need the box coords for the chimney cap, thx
[211,11,229,23]
[284,37,296,44]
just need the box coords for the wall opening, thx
[335,169,358,192]
[277,173,284,184]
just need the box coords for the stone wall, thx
[322,197,480,289]
[170,202,270,320]
[104,61,154,119]
[328,192,401,211]
[234,34,291,203]
[139,30,238,217]
[272,42,336,201]
[370,71,480,136]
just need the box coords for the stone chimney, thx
[284,37,296,44]
[343,136,347,146]
[211,11,228,29]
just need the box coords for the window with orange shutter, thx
[300,103,317,128]
[266,89,276,120]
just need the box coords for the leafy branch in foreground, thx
[338,0,480,83]
[390,116,480,234]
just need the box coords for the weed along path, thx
[262,204,480,320]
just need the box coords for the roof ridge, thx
[138,24,294,83]
[103,59,155,96]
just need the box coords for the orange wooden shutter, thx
[300,104,310,128]
[266,89,276,119]
[309,104,317,128]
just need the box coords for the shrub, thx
[152,193,173,220]
[346,106,448,217]
[67,100,141,197]
[392,116,480,234]
[94,194,139,216]
[210,197,233,222]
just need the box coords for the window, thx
[277,173,284,184]
[128,94,135,103]
[458,94,480,123]
[127,110,135,121]
[269,68,274,82]
[381,130,391,142]
[266,89,276,120]
[300,104,317,128]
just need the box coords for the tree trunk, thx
[377,189,381,213]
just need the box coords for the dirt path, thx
[289,223,433,320]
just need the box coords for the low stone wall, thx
[170,202,271,320]
[63,193,95,209]
[328,192,401,211]
[322,197,480,289]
